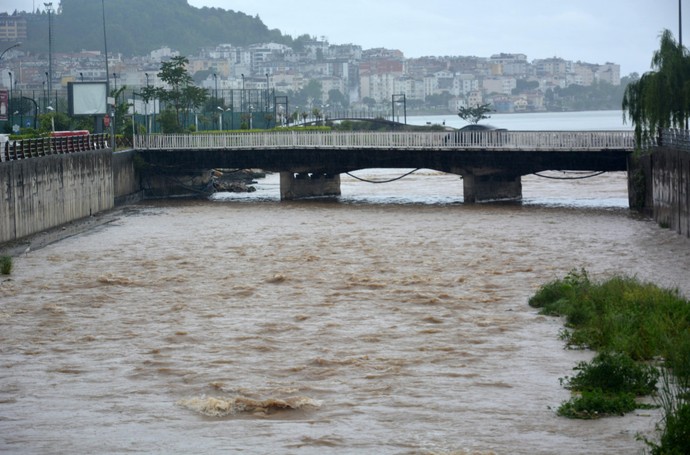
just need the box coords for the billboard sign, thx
[68,82,108,116]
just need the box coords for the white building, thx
[482,77,517,95]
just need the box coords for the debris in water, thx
[178,395,322,417]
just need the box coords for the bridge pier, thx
[280,172,341,200]
[463,173,522,203]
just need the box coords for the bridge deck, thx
[136,130,635,152]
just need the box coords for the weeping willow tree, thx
[623,29,690,143]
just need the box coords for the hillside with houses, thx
[1,2,630,117]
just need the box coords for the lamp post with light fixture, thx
[1,43,20,125]
[213,73,218,102]
[8,71,13,101]
[44,3,53,103]
[241,73,246,120]
[0,42,21,62]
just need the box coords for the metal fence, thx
[2,133,109,162]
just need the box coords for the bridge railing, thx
[135,130,635,151]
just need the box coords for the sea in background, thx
[2,110,688,455]
[407,109,633,131]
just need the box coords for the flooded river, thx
[2,167,690,454]
[2,110,689,454]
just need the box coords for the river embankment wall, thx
[0,149,140,245]
[633,129,690,238]
[112,150,142,205]
[652,148,690,237]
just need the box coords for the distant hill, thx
[17,0,299,56]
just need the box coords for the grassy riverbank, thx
[529,269,690,453]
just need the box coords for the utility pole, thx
[102,0,114,148]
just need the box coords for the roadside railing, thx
[1,134,110,162]
[136,130,635,152]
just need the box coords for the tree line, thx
[17,0,305,57]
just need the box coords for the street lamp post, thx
[144,73,150,133]
[241,73,245,116]
[44,72,49,112]
[8,71,13,126]
[0,43,21,62]
[265,73,270,114]
[102,0,110,91]
[217,107,233,131]
[112,73,118,106]
[44,3,53,101]
[101,0,114,148]
[0,42,20,124]
[131,92,137,139]
[213,73,218,102]
[8,71,13,100]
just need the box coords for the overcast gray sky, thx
[1,0,686,75]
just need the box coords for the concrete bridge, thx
[5,129,689,246]
[135,130,634,202]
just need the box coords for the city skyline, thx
[1,0,686,76]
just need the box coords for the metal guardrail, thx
[135,130,636,152]
[1,134,110,162]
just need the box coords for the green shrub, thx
[529,270,690,360]
[557,389,640,419]
[0,256,12,275]
[556,351,659,420]
[529,268,592,319]
[531,270,690,448]
[560,351,659,396]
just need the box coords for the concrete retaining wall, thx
[113,150,142,204]
[652,147,690,237]
[0,149,140,245]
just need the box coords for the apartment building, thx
[0,13,26,41]
[1,25,621,113]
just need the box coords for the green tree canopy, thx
[154,56,208,130]
[458,103,493,124]
[327,89,348,109]
[22,0,291,57]
[623,29,690,143]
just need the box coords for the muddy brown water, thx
[1,171,689,454]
